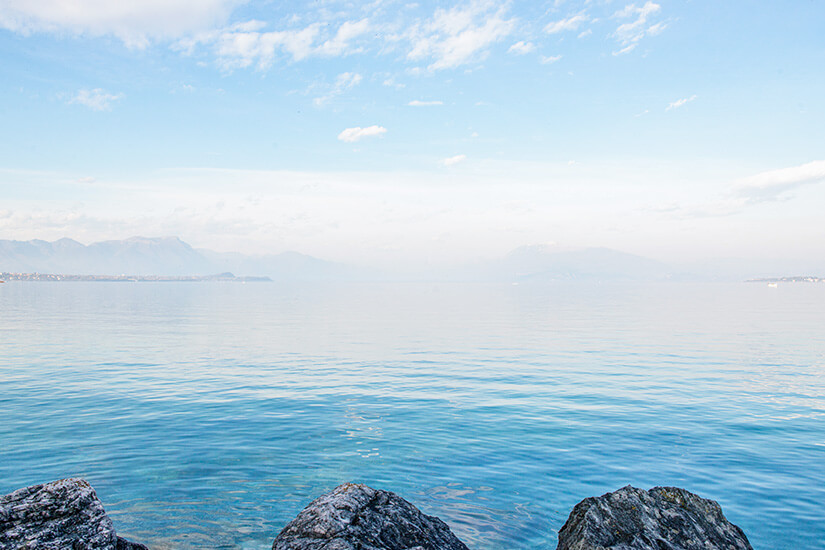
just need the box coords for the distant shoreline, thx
[745,276,823,283]
[0,271,272,282]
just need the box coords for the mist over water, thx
[1,281,823,549]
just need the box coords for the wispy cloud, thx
[408,100,443,106]
[314,72,362,106]
[443,154,467,166]
[182,17,370,70]
[68,88,124,111]
[666,94,697,111]
[544,13,588,34]
[540,54,562,64]
[407,3,514,70]
[338,125,387,143]
[734,160,825,204]
[211,21,320,69]
[507,40,535,55]
[315,18,371,56]
[0,0,239,48]
[612,2,663,55]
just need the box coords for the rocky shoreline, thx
[0,478,752,549]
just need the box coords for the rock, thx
[272,483,469,550]
[557,485,752,550]
[0,477,148,550]
[117,537,149,550]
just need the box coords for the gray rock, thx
[0,478,148,550]
[272,483,469,550]
[557,485,752,550]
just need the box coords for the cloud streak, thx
[666,95,697,110]
[540,54,562,64]
[507,40,535,55]
[443,154,467,166]
[337,125,387,143]
[544,14,588,34]
[735,160,825,204]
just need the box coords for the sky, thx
[1,0,824,267]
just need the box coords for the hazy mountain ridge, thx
[1,237,818,281]
[0,236,352,280]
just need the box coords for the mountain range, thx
[0,237,355,281]
[0,236,818,282]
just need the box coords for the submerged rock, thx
[272,483,469,550]
[557,485,752,550]
[0,477,147,550]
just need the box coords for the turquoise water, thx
[1,281,823,549]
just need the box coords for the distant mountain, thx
[0,237,212,275]
[0,237,354,280]
[3,237,814,282]
[465,244,674,282]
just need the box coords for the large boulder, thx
[0,477,147,550]
[557,485,752,550]
[272,483,469,550]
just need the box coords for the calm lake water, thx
[1,281,823,549]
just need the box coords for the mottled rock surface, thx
[273,483,469,550]
[557,485,752,550]
[0,478,147,550]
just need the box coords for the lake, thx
[1,281,823,549]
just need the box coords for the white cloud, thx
[544,13,588,34]
[407,3,514,70]
[337,125,387,142]
[507,40,535,55]
[408,100,443,106]
[314,72,363,106]
[647,22,667,36]
[735,160,825,204]
[336,72,362,88]
[212,22,320,69]
[382,78,405,89]
[0,0,240,48]
[666,94,697,111]
[316,18,371,56]
[184,17,371,70]
[577,29,592,39]
[68,88,124,111]
[443,154,467,166]
[612,1,663,55]
[540,54,562,64]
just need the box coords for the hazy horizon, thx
[3,234,824,281]
[2,1,824,267]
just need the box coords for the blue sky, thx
[1,0,824,266]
